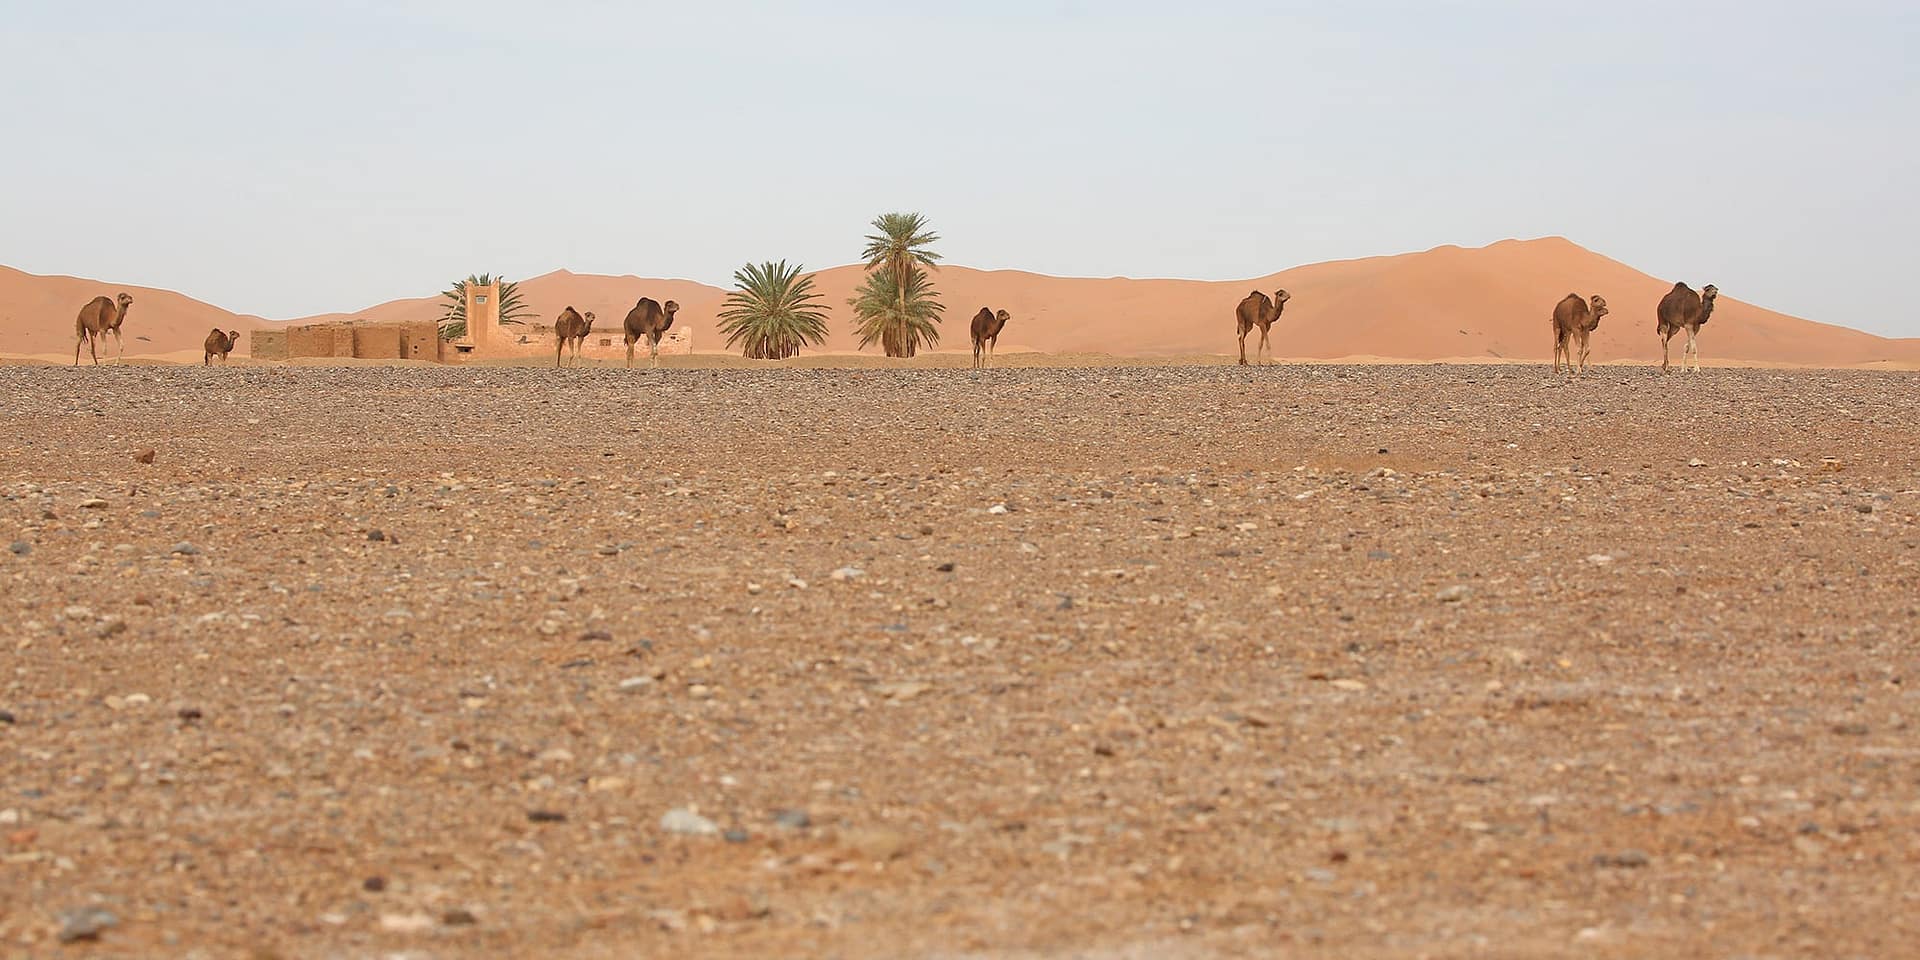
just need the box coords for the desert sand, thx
[4,363,1918,957]
[6,239,1919,367]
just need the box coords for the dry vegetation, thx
[2,364,1917,958]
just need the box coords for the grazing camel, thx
[1235,289,1290,366]
[74,293,133,366]
[1657,282,1718,373]
[970,307,1010,369]
[1550,293,1608,377]
[554,306,596,367]
[203,328,240,366]
[623,298,678,368]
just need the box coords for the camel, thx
[554,306,596,367]
[623,298,678,368]
[1550,293,1608,377]
[1657,282,1718,373]
[1235,289,1290,366]
[74,293,133,366]
[203,328,240,366]
[970,307,1010,369]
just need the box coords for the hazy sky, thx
[3,1,1916,335]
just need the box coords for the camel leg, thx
[1687,329,1700,372]
[75,333,84,367]
[650,338,660,369]
[113,329,124,363]
[625,340,634,368]
[1237,329,1248,366]
[1661,335,1670,374]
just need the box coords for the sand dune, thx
[5,238,1917,366]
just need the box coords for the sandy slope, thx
[5,239,1918,366]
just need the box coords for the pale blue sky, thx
[2,1,1915,335]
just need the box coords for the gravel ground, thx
[3,363,1917,959]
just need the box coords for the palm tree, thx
[718,260,830,360]
[438,273,535,341]
[855,212,944,357]
[849,264,943,357]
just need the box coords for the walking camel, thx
[970,307,1010,369]
[203,328,240,366]
[1235,289,1290,366]
[554,306,595,368]
[1656,282,1718,373]
[1550,293,1608,377]
[623,297,678,368]
[74,293,133,366]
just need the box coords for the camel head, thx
[115,293,134,314]
[995,309,1010,323]
[227,330,240,344]
[582,311,596,331]
[1699,284,1718,320]
[1587,296,1608,331]
[663,300,680,318]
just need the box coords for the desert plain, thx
[2,361,1917,959]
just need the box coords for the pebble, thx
[1437,585,1471,603]
[618,676,655,691]
[379,912,435,933]
[442,908,478,926]
[366,529,387,542]
[723,828,751,844]
[362,875,387,892]
[1592,850,1650,869]
[772,809,811,830]
[527,809,567,823]
[170,542,200,556]
[659,807,719,836]
[830,566,865,581]
[56,907,118,943]
[133,449,156,464]
[0,709,14,724]
[80,498,108,510]
[6,541,28,556]
[63,605,95,621]
[987,503,1009,515]
[875,681,931,701]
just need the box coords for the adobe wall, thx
[251,329,288,360]
[251,320,448,363]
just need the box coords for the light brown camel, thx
[970,307,1010,369]
[1235,289,1290,366]
[203,328,240,366]
[1550,293,1608,376]
[554,306,595,368]
[74,293,133,366]
[1657,282,1718,373]
[623,298,678,368]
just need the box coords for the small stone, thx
[527,809,567,823]
[1855,503,1874,514]
[618,676,655,691]
[7,541,28,556]
[366,529,387,542]
[987,503,1009,515]
[787,578,808,590]
[1586,554,1613,565]
[362,875,387,892]
[80,498,108,510]
[441,908,478,926]
[723,828,750,844]
[1329,679,1368,692]
[57,907,118,943]
[170,542,200,556]
[840,827,910,862]
[1687,458,1707,467]
[772,809,811,830]
[830,566,865,581]
[936,562,955,573]
[875,681,931,701]
[1437,585,1471,603]
[0,710,14,724]
[63,605,95,621]
[1592,850,1650,869]
[379,912,435,933]
[1831,722,1870,736]
[659,807,719,836]
[177,707,202,722]
[133,449,156,464]
[579,629,613,643]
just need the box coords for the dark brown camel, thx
[970,307,1010,369]
[1550,293,1608,377]
[1235,289,1290,366]
[1656,282,1717,373]
[554,306,595,368]
[203,328,240,366]
[623,298,679,368]
[74,293,133,366]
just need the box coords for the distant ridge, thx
[4,239,1917,367]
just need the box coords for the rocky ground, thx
[2,363,1916,959]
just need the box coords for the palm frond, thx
[848,264,943,357]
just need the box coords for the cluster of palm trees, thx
[719,212,947,359]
